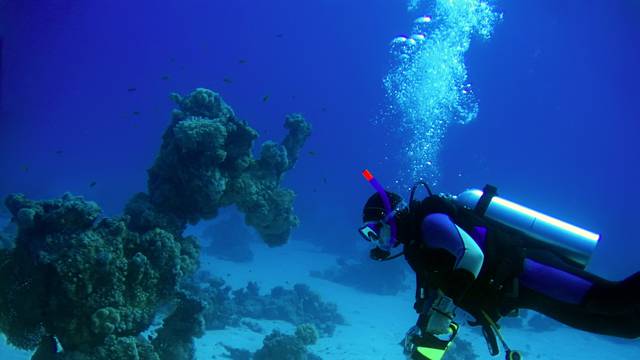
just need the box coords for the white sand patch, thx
[0,335,31,360]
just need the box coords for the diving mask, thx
[359,221,393,250]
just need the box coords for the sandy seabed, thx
[1,240,638,360]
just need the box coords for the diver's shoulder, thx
[414,193,458,218]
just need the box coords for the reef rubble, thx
[219,324,320,360]
[182,273,345,337]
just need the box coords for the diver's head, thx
[359,191,407,254]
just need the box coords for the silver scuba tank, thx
[454,188,600,269]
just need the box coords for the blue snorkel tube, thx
[362,169,399,249]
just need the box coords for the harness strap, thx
[414,272,427,313]
[474,184,498,217]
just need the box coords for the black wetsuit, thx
[402,196,640,340]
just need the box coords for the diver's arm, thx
[420,213,484,302]
[412,214,485,336]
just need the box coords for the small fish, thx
[55,149,63,155]
[133,111,141,116]
[21,165,28,172]
[291,95,296,100]
[308,150,316,156]
[223,77,233,84]
[238,59,247,64]
[276,33,284,38]
[127,87,137,92]
[89,181,97,188]
[323,177,327,184]
[321,107,327,112]
[169,57,176,63]
[160,75,169,80]
[262,95,270,103]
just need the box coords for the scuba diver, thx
[359,169,640,360]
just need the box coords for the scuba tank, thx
[454,185,600,269]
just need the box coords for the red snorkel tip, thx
[362,169,374,182]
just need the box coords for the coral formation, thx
[233,282,345,336]
[56,335,159,360]
[294,323,318,346]
[148,88,310,246]
[184,273,344,336]
[253,325,320,360]
[181,274,237,330]
[151,291,205,360]
[221,344,252,360]
[310,255,410,295]
[0,218,15,249]
[0,88,310,359]
[0,193,196,359]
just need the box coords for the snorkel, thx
[361,169,399,249]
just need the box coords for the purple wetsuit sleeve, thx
[421,213,465,262]
[421,213,485,278]
[520,259,593,304]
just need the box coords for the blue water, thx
[1,0,639,359]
